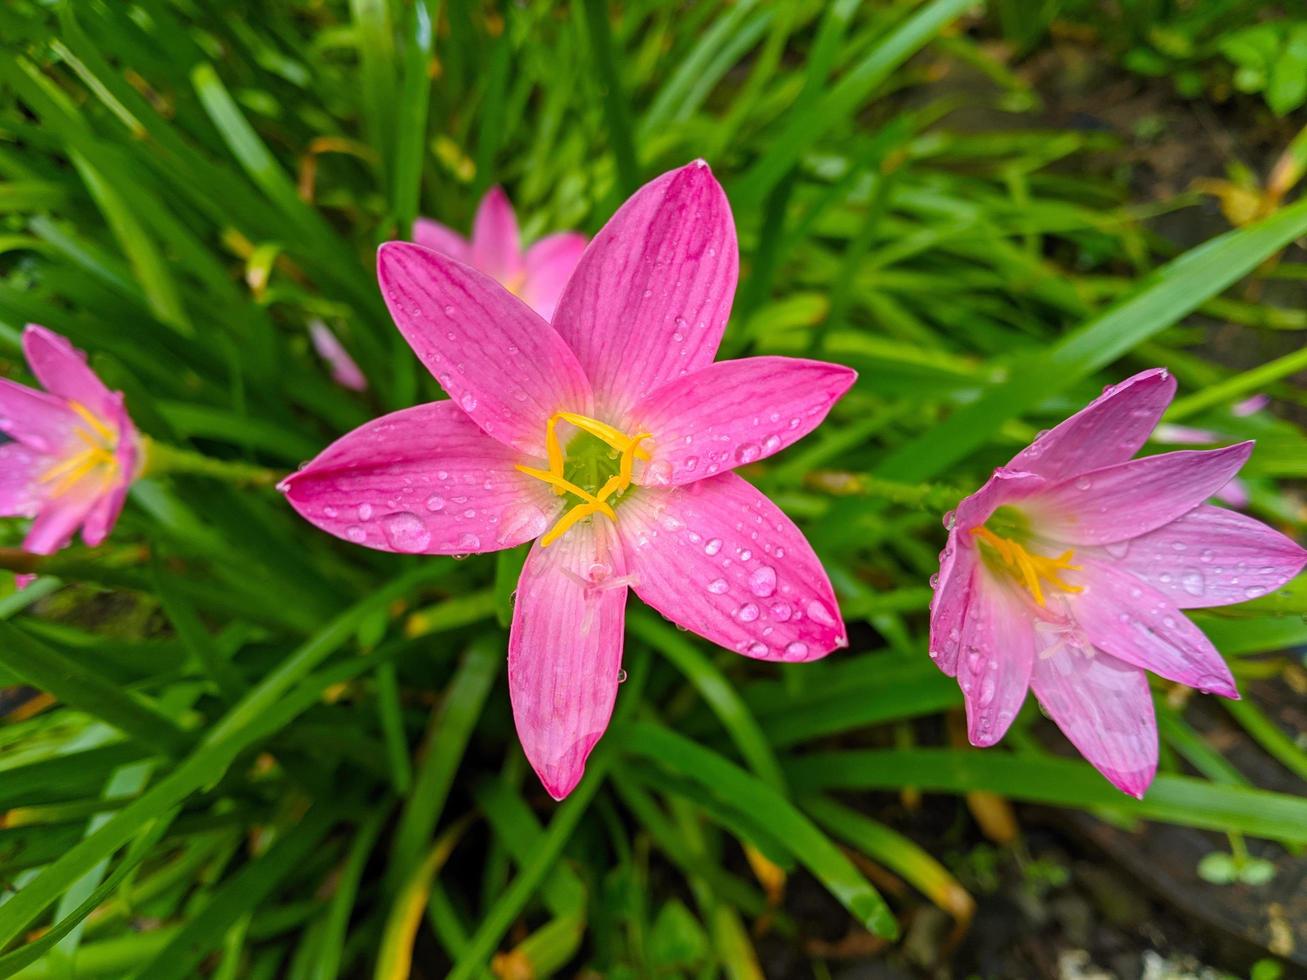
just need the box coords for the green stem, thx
[807,470,963,513]
[141,438,280,487]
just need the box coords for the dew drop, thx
[784,641,809,660]
[497,502,549,544]
[806,598,837,627]
[707,578,729,595]
[735,602,760,623]
[345,525,366,543]
[358,503,374,521]
[1181,570,1205,597]
[616,669,628,684]
[748,565,777,597]
[382,512,431,553]
[735,442,761,464]
[460,393,478,412]
[770,601,792,622]
[457,532,481,551]
[704,538,723,556]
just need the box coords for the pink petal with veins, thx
[377,242,593,456]
[629,357,855,487]
[551,161,738,422]
[280,401,560,555]
[509,519,627,800]
[617,473,846,662]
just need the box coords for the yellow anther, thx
[972,526,1081,608]
[68,401,115,444]
[514,465,617,520]
[520,411,655,548]
[38,402,119,499]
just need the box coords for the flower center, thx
[38,401,119,498]
[516,411,652,547]
[971,525,1082,608]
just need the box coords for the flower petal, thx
[81,398,138,547]
[1030,641,1157,798]
[1009,368,1176,481]
[22,325,116,420]
[521,232,588,321]
[471,187,523,285]
[1026,442,1254,546]
[0,441,44,518]
[377,242,593,456]
[412,219,472,264]
[629,357,856,487]
[955,575,1033,747]
[280,401,560,555]
[617,473,846,661]
[1069,558,1237,697]
[551,161,738,421]
[953,467,1048,533]
[509,518,627,800]
[309,320,368,392]
[23,492,97,556]
[1108,504,1306,609]
[928,530,975,678]
[0,378,76,455]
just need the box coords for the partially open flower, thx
[0,325,141,557]
[414,187,587,322]
[284,162,855,798]
[930,369,1306,797]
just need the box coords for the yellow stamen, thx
[517,411,654,548]
[514,466,617,521]
[972,526,1081,608]
[38,402,120,499]
[68,401,115,444]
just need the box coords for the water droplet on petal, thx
[704,538,723,556]
[358,503,374,521]
[382,512,431,553]
[806,598,837,627]
[426,494,445,512]
[748,565,777,597]
[616,668,628,683]
[770,601,792,622]
[735,442,761,464]
[735,603,760,623]
[497,502,549,544]
[784,641,809,660]
[457,532,481,551]
[1181,570,1205,597]
[460,393,478,412]
[345,525,366,543]
[707,578,728,594]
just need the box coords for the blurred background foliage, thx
[0,0,1305,977]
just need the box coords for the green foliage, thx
[0,0,1304,976]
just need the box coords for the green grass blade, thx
[787,748,1307,842]
[621,721,898,940]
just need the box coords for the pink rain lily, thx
[283,162,854,798]
[309,320,368,392]
[930,369,1306,797]
[0,325,141,558]
[413,186,588,322]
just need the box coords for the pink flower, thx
[0,325,141,557]
[413,186,588,322]
[309,320,368,392]
[930,369,1306,797]
[283,162,854,798]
